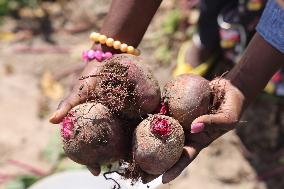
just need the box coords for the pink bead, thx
[94,50,103,62]
[87,50,96,60]
[82,51,89,61]
[104,52,112,59]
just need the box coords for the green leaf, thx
[162,9,181,35]
[0,0,8,16]
[154,45,172,64]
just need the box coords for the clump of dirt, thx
[91,62,136,115]
[121,159,147,183]
[209,77,226,114]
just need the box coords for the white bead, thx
[120,43,128,52]
[113,41,121,49]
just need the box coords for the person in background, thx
[174,0,267,77]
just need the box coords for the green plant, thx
[0,0,39,16]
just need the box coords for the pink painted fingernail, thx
[191,123,205,133]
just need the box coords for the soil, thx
[91,61,135,115]
[1,0,284,189]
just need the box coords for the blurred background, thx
[1,0,284,188]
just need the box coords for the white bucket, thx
[28,170,162,189]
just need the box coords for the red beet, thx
[93,54,161,119]
[62,103,130,167]
[163,74,211,129]
[133,114,184,175]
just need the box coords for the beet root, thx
[94,54,161,119]
[62,103,130,167]
[163,74,211,130]
[133,114,185,175]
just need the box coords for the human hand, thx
[49,61,102,124]
[160,78,245,183]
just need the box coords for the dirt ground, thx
[1,0,284,189]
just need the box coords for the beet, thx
[133,114,184,175]
[62,103,130,167]
[163,74,211,130]
[93,54,161,119]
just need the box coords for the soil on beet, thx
[132,115,184,175]
[162,74,211,129]
[62,103,131,166]
[208,78,226,115]
[89,61,137,116]
[63,104,111,146]
[80,54,161,120]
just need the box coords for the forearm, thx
[98,0,162,51]
[227,32,284,104]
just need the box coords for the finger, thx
[189,131,225,148]
[141,174,159,184]
[49,92,87,124]
[162,145,201,184]
[190,110,238,133]
[87,165,101,176]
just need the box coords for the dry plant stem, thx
[8,159,47,176]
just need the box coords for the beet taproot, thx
[62,103,130,167]
[93,54,161,119]
[133,114,185,175]
[163,74,211,130]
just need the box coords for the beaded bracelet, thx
[82,49,112,62]
[89,32,141,56]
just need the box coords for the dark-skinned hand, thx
[143,78,245,184]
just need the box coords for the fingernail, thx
[49,112,57,121]
[191,123,205,133]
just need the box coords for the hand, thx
[49,61,102,124]
[161,78,245,183]
[50,61,103,174]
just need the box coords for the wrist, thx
[225,33,284,105]
[225,72,249,107]
[89,32,141,55]
[91,43,121,54]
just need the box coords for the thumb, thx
[190,111,238,133]
[49,92,87,124]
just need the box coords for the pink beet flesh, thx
[61,116,74,140]
[159,102,168,115]
[151,117,172,137]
